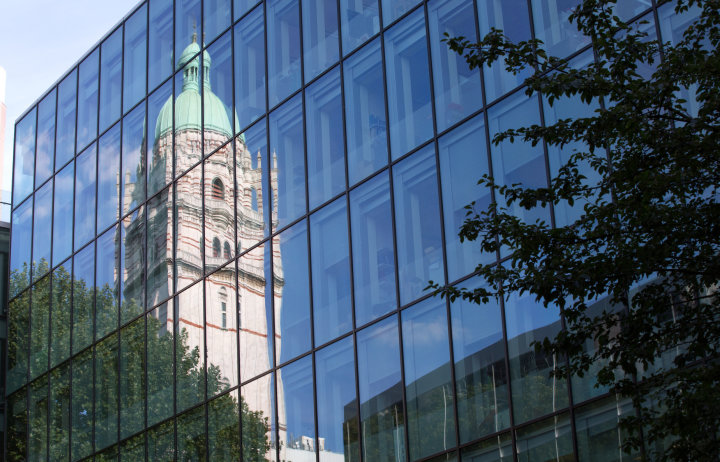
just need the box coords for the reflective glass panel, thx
[614,0,650,21]
[206,272,239,394]
[124,4,148,113]
[149,0,174,91]
[451,278,509,442]
[147,185,173,308]
[7,293,29,394]
[235,0,260,20]
[393,145,444,305]
[478,0,532,102]
[10,200,32,295]
[32,181,53,281]
[269,95,306,230]
[121,206,146,324]
[504,289,568,423]
[344,39,388,185]
[98,123,121,232]
[402,298,456,460]
[28,377,48,462]
[438,115,494,281]
[311,197,352,345]
[122,434,146,461]
[531,0,589,58]
[96,334,119,451]
[177,405,206,460]
[49,364,71,461]
[350,172,396,326]
[303,0,340,81]
[306,68,345,208]
[148,302,175,426]
[208,390,241,460]
[30,276,50,379]
[72,243,95,353]
[175,163,202,291]
[71,349,93,461]
[148,80,173,197]
[176,0,202,62]
[385,9,433,159]
[428,0,482,131]
[50,262,72,367]
[205,0,232,44]
[460,433,513,461]
[267,0,301,105]
[316,337,360,461]
[340,0,379,54]
[278,355,316,460]
[204,149,235,273]
[96,226,120,339]
[74,144,97,249]
[100,27,123,132]
[275,220,311,363]
[236,119,269,249]
[120,317,146,439]
[383,0,421,25]
[52,162,74,266]
[13,108,36,206]
[36,89,56,186]
[77,49,99,151]
[241,374,277,461]
[234,6,266,130]
[122,102,147,215]
[55,70,77,170]
[357,315,405,462]
[204,31,234,156]
[575,397,638,461]
[148,419,176,460]
[176,281,205,412]
[515,413,573,461]
[7,391,28,462]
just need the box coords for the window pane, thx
[478,0,532,102]
[382,0,421,25]
[147,185,173,308]
[385,9,433,159]
[149,0,174,91]
[122,434,146,461]
[241,373,277,461]
[460,433,513,461]
[72,349,93,461]
[148,80,173,197]
[344,38,388,185]
[176,281,205,412]
[515,413,573,461]
[204,30,234,156]
[438,115,494,281]
[124,4,148,113]
[316,337,359,461]
[56,70,77,170]
[29,376,49,462]
[402,298,456,460]
[8,390,28,462]
[269,95,306,230]
[278,356,316,460]
[120,317,146,439]
[97,225,120,339]
[204,0,232,44]
[340,0,379,54]
[50,263,72,367]
[49,364,71,461]
[237,119,270,248]
[120,205,146,324]
[209,390,241,460]
[267,0,301,105]
[98,123,121,232]
[428,0,482,131]
[531,0,589,59]
[204,149,235,274]
[32,181,53,281]
[393,145,444,305]
[303,0,340,81]
[73,243,95,353]
[148,419,175,460]
[505,289,568,424]
[207,272,238,394]
[176,163,202,292]
[311,197,352,345]
[100,27,123,132]
[148,302,175,426]
[7,293,29,394]
[176,0,202,62]
[74,144,97,249]
[13,108,36,206]
[122,102,147,215]
[77,49,99,151]
[350,172,396,326]
[36,89,56,186]
[234,6,266,130]
[306,68,345,208]
[96,334,119,451]
[575,397,638,461]
[235,0,260,21]
[357,315,405,462]
[275,220,311,363]
[52,162,74,266]
[30,276,50,379]
[451,278,509,442]
[10,200,32,295]
[177,405,206,460]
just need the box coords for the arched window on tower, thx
[219,287,228,330]
[212,237,221,257]
[251,187,258,211]
[224,241,231,260]
[211,178,224,200]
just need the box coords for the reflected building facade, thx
[6,0,693,461]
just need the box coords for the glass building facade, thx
[5,0,697,460]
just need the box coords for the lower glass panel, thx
[575,397,639,462]
[177,405,207,462]
[461,433,513,462]
[148,420,175,461]
[516,413,574,462]
[241,373,277,462]
[208,390,241,460]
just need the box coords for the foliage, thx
[435,0,720,460]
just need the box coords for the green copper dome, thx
[154,36,237,142]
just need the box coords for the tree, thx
[434,0,720,460]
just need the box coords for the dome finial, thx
[192,21,197,43]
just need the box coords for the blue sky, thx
[0,0,140,194]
